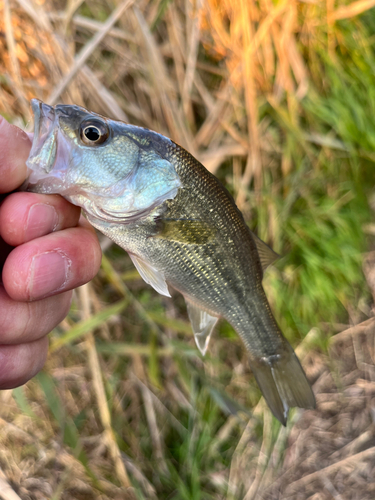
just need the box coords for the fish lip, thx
[26,99,57,173]
[28,98,57,172]
[31,98,55,122]
[30,99,41,141]
[23,99,63,192]
[30,98,56,139]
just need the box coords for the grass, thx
[0,0,375,498]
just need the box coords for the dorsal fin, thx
[129,253,171,297]
[250,231,279,271]
[185,300,219,355]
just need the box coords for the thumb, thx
[0,115,31,194]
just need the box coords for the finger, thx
[0,192,81,246]
[0,237,13,274]
[0,285,72,344]
[2,225,102,301]
[0,117,31,193]
[0,336,49,390]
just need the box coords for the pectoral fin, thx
[155,219,216,245]
[129,254,171,297]
[250,231,279,271]
[185,300,219,355]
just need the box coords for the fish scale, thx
[153,146,280,353]
[25,99,316,424]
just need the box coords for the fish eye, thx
[80,119,109,146]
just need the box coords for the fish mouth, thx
[24,99,70,193]
[28,99,58,174]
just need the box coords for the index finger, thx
[0,116,31,193]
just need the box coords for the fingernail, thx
[28,251,70,299]
[25,204,58,241]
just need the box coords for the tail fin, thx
[250,342,315,425]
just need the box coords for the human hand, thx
[0,116,102,389]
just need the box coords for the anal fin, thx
[185,300,219,355]
[129,253,171,297]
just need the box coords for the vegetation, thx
[0,0,374,498]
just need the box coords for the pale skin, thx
[0,116,102,389]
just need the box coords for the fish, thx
[24,98,315,425]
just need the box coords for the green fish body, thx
[25,99,315,424]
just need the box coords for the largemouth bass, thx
[25,99,315,424]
